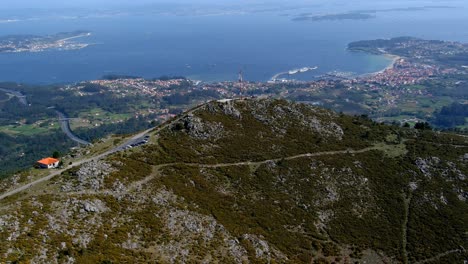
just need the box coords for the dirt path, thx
[158,147,378,170]
[0,128,152,201]
[0,100,383,202]
[414,248,464,264]
[402,192,412,264]
[0,102,208,201]
[0,144,378,201]
[50,147,381,202]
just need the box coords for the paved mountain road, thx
[0,87,28,105]
[0,128,153,201]
[0,101,208,201]
[56,111,91,145]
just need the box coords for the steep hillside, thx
[0,99,467,263]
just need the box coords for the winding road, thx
[0,87,28,105]
[0,87,91,145]
[0,145,379,201]
[56,110,91,145]
[0,128,152,201]
[0,98,375,201]
[1,96,466,262]
[0,101,208,201]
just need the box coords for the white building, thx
[37,157,60,169]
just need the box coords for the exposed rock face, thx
[0,174,23,195]
[61,160,115,192]
[82,199,108,213]
[158,208,249,264]
[247,99,344,139]
[409,182,419,191]
[415,157,440,178]
[218,100,242,119]
[174,114,225,140]
[416,157,467,181]
[207,100,242,119]
[1,98,467,263]
[242,234,287,262]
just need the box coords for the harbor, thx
[270,66,318,82]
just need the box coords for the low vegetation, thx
[1,98,466,263]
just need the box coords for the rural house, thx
[36,157,60,169]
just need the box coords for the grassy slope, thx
[138,99,468,263]
[0,99,467,263]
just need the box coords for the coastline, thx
[56,32,92,43]
[269,66,319,82]
[359,54,401,78]
[0,32,92,54]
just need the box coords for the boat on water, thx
[288,66,319,75]
[288,70,299,75]
[271,66,319,82]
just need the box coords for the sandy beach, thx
[359,54,401,78]
[382,54,401,70]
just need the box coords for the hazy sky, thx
[1,0,154,8]
[0,0,258,9]
[0,0,314,9]
[0,0,463,10]
[0,0,176,9]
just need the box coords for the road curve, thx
[0,128,152,201]
[56,111,91,145]
[0,87,28,106]
[0,100,210,201]
[1,87,91,145]
[0,144,378,201]
[0,98,375,201]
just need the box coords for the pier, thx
[270,66,318,82]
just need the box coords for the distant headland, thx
[0,30,92,53]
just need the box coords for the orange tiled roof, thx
[37,157,59,165]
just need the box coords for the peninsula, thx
[0,30,91,53]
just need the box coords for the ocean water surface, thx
[0,2,467,84]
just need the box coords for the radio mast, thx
[238,69,245,96]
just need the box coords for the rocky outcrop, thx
[61,160,115,192]
[206,100,242,119]
[241,234,287,262]
[173,114,225,140]
[415,157,441,178]
[1,98,467,263]
[248,99,344,140]
[82,199,108,213]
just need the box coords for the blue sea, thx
[0,1,467,84]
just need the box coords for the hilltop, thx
[0,98,467,263]
[2,36,468,176]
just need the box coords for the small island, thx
[293,6,454,23]
[0,30,91,53]
[293,12,374,22]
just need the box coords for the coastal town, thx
[1,37,466,173]
[59,36,467,128]
[0,31,91,53]
[2,2,468,262]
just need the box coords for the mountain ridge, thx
[0,98,467,263]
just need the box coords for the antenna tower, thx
[238,69,245,96]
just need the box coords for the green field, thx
[0,122,59,136]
